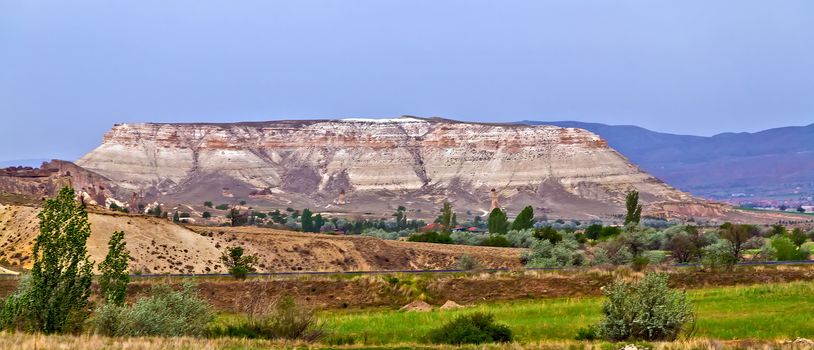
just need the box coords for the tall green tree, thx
[99,231,130,306]
[301,208,313,232]
[439,202,454,233]
[511,206,535,231]
[488,208,509,235]
[313,213,325,233]
[393,206,407,229]
[0,187,95,333]
[624,190,642,225]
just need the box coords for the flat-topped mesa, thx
[76,117,695,218]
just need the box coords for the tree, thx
[392,206,407,229]
[220,246,258,279]
[511,206,535,231]
[439,202,454,233]
[584,224,603,240]
[203,201,213,208]
[301,209,313,232]
[99,231,130,306]
[533,226,563,244]
[0,187,94,333]
[202,211,211,219]
[789,228,807,247]
[172,211,180,223]
[624,191,642,225]
[313,213,325,233]
[719,222,757,259]
[487,208,509,235]
[797,206,806,213]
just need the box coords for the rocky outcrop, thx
[76,117,697,218]
[0,160,127,206]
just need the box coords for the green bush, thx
[480,235,511,247]
[427,312,512,344]
[407,231,453,244]
[210,296,325,341]
[597,273,693,341]
[533,226,563,244]
[771,236,809,261]
[457,254,480,270]
[700,240,737,270]
[522,238,583,268]
[631,255,650,271]
[215,204,230,210]
[93,283,214,337]
[574,325,599,340]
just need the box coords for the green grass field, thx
[319,281,814,345]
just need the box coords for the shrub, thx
[221,246,258,279]
[94,283,214,337]
[450,231,488,246]
[361,228,399,240]
[215,204,230,210]
[457,254,480,270]
[203,201,213,208]
[480,235,511,247]
[427,312,512,344]
[771,236,809,261]
[505,229,535,248]
[597,273,693,341]
[533,226,563,244]
[202,211,211,219]
[408,232,453,244]
[574,325,599,340]
[631,255,650,271]
[522,238,583,268]
[700,240,737,270]
[210,295,326,341]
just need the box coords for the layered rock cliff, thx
[76,117,695,219]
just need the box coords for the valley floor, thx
[4,280,811,350]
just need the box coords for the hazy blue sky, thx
[1,1,812,162]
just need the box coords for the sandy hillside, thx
[0,204,522,274]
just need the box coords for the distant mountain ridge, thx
[522,121,814,200]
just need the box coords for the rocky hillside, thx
[0,203,521,274]
[75,117,700,219]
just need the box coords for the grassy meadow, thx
[317,281,814,345]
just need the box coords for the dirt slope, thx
[0,204,522,274]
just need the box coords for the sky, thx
[1,1,813,163]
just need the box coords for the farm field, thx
[318,280,814,344]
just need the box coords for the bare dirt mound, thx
[0,204,522,274]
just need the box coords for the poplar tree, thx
[0,187,95,333]
[99,231,130,306]
[511,206,535,231]
[624,190,643,225]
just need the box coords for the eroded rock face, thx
[76,117,695,218]
[0,160,124,206]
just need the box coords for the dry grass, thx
[1,333,812,350]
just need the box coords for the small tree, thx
[203,201,213,208]
[202,211,211,219]
[0,187,95,333]
[719,222,757,259]
[624,190,642,225]
[597,273,693,341]
[221,246,258,279]
[510,206,534,231]
[487,208,509,235]
[99,231,130,306]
